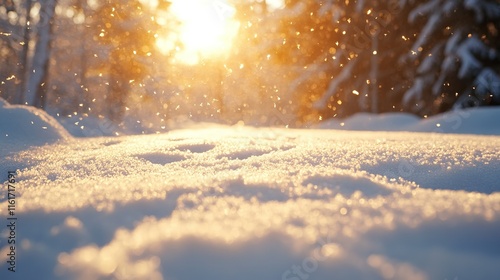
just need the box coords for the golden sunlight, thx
[156,0,240,64]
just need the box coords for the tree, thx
[402,0,500,114]
[91,0,163,122]
[280,0,500,119]
[0,0,26,103]
[271,0,338,123]
[223,0,301,126]
[17,0,33,104]
[27,0,57,109]
[44,0,93,115]
[307,0,420,118]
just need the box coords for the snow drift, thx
[318,107,500,135]
[0,98,70,148]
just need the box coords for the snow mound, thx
[0,98,70,147]
[409,107,500,135]
[1,127,499,280]
[319,112,420,131]
[319,107,500,135]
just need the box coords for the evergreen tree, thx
[322,1,423,117]
[402,0,500,114]
[287,0,500,118]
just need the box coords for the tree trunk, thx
[261,0,268,15]
[79,1,90,112]
[107,56,128,122]
[16,0,32,104]
[27,0,56,108]
[370,33,379,114]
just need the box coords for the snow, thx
[1,101,500,280]
[58,114,119,138]
[318,107,500,135]
[0,98,70,149]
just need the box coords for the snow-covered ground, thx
[1,100,500,280]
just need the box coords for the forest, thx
[1,0,499,131]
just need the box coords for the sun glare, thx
[156,0,239,64]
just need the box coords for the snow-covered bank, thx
[0,98,70,148]
[318,107,500,135]
[1,126,499,280]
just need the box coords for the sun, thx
[156,0,240,64]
